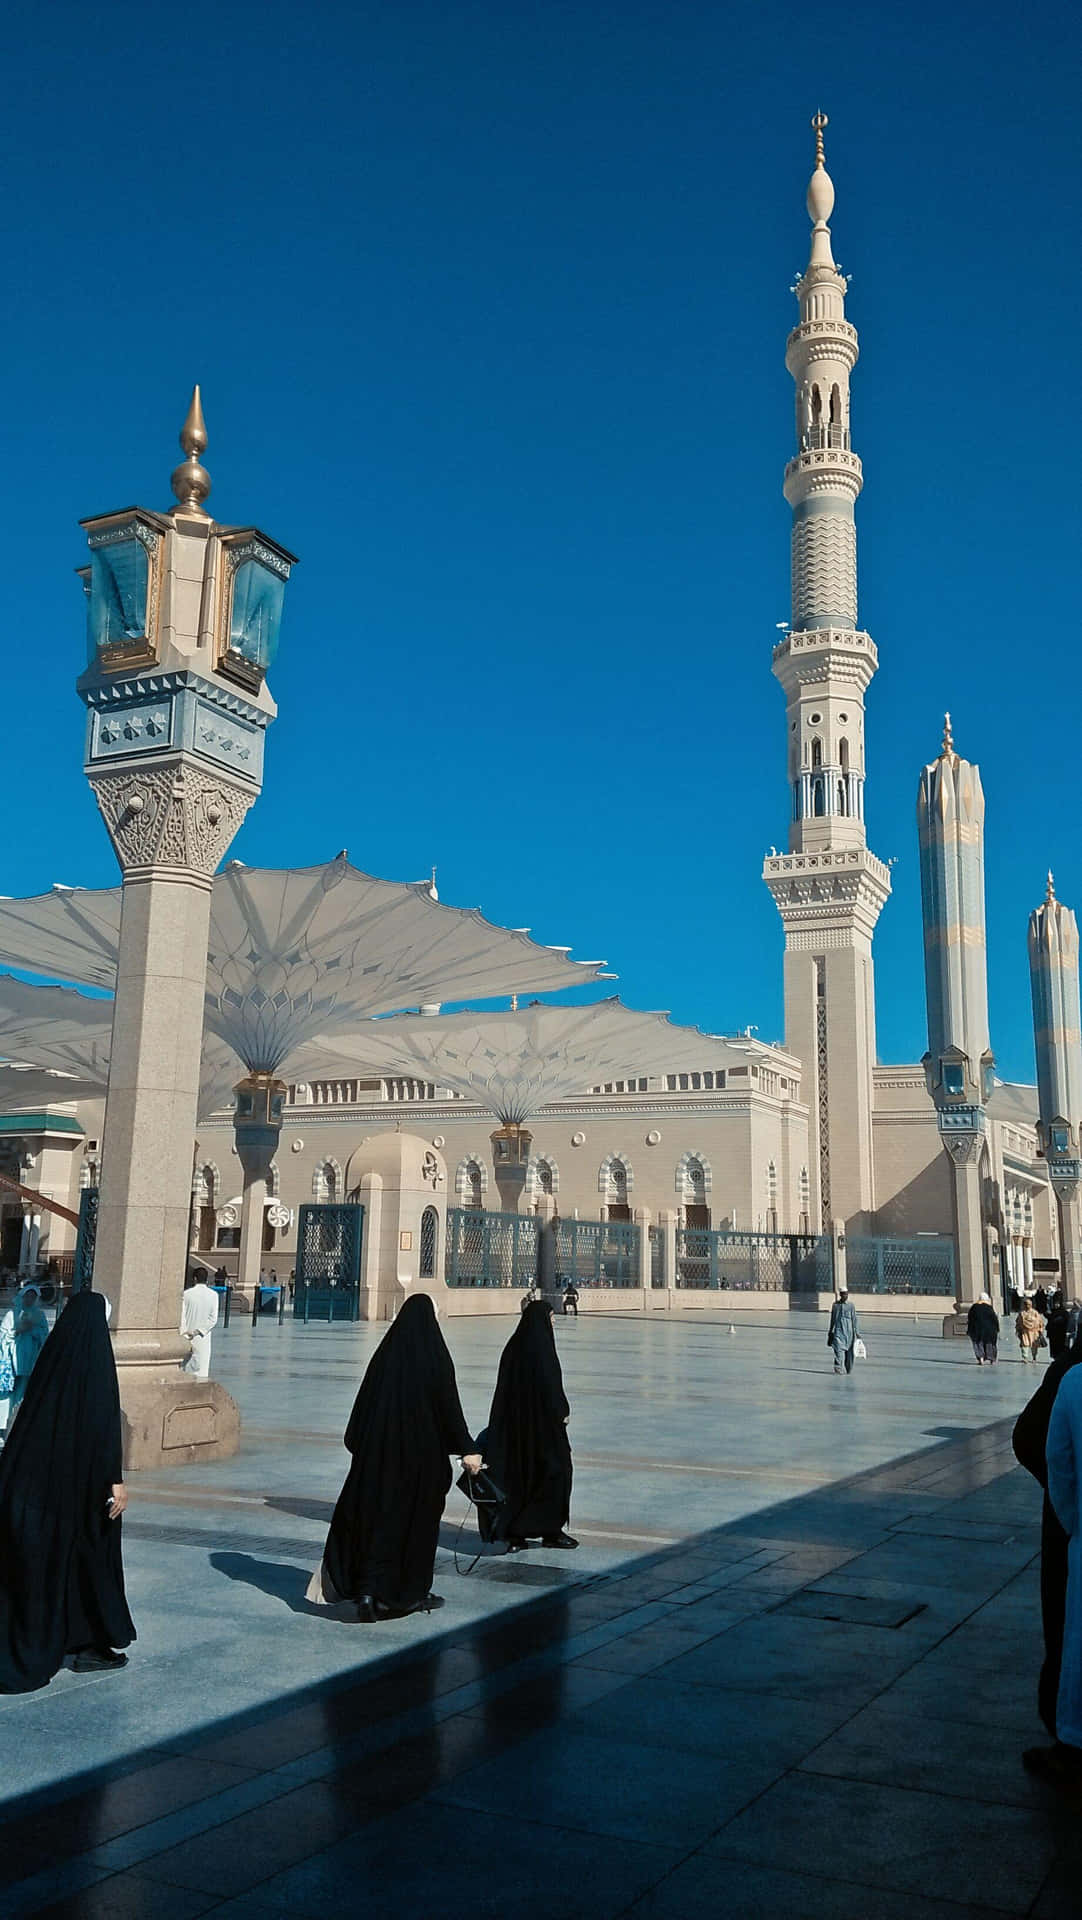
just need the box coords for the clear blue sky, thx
[4,0,1077,1081]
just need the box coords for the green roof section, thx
[0,1111,85,1136]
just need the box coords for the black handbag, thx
[454,1464,507,1574]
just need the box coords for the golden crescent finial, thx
[811,109,828,168]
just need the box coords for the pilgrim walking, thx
[966,1293,1000,1365]
[477,1263,576,1551]
[827,1289,860,1375]
[0,1292,133,1693]
[180,1266,220,1378]
[308,1294,481,1621]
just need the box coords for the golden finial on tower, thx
[1047,869,1057,903]
[811,109,828,168]
[170,385,212,514]
[941,712,954,757]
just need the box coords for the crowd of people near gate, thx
[3,1234,1082,1802]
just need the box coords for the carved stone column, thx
[87,760,256,1463]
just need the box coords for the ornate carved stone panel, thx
[88,758,254,880]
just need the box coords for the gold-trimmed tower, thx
[763,115,891,1233]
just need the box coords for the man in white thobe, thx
[1044,1362,1082,1778]
[180,1267,220,1379]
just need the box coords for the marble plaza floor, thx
[0,1309,1075,1918]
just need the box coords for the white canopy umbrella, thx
[0,858,607,1076]
[304,997,732,1125]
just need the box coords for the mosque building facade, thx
[0,120,1065,1307]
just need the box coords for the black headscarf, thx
[322,1294,474,1608]
[0,1292,134,1693]
[480,1300,572,1542]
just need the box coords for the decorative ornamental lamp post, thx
[1028,873,1082,1299]
[917,717,995,1320]
[77,392,295,1465]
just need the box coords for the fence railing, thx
[845,1234,955,1296]
[675,1228,828,1292]
[445,1209,642,1289]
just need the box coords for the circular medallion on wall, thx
[432,1135,446,1148]
[646,1129,661,1145]
[571,1131,586,1147]
[291,1138,304,1152]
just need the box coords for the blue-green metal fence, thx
[675,1228,827,1292]
[844,1234,955,1296]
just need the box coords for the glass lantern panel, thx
[87,541,149,660]
[942,1061,964,1097]
[229,560,285,673]
[1051,1124,1071,1155]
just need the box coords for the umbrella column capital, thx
[490,1123,533,1214]
[232,1075,288,1311]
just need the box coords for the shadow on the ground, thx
[263,1495,335,1524]
[209,1551,331,1617]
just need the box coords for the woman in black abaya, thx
[481,1298,577,1551]
[308,1293,481,1620]
[0,1291,134,1693]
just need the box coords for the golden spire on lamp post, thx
[170,384,212,513]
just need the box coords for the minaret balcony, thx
[783,447,863,502]
[786,318,859,374]
[772,627,878,693]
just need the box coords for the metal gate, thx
[675,1227,828,1291]
[293,1203,365,1321]
[74,1186,99,1291]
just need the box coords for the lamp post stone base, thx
[119,1368,240,1470]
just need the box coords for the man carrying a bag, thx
[828,1289,860,1377]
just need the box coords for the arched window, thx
[538,1160,553,1195]
[266,1160,280,1199]
[829,383,841,424]
[598,1153,633,1221]
[811,737,823,769]
[837,779,848,814]
[839,737,849,773]
[312,1159,342,1203]
[80,1155,101,1193]
[811,385,822,430]
[465,1160,483,1209]
[813,778,825,816]
[419,1206,439,1279]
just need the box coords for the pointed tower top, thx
[1047,869,1057,903]
[941,712,954,757]
[170,385,212,514]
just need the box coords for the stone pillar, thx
[660,1206,679,1310]
[831,1219,848,1295]
[634,1205,651,1310]
[1053,1182,1082,1299]
[940,1124,987,1328]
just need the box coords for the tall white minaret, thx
[763,114,891,1232]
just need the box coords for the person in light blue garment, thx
[10,1286,49,1414]
[1042,1364,1082,1782]
[827,1289,859,1376]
